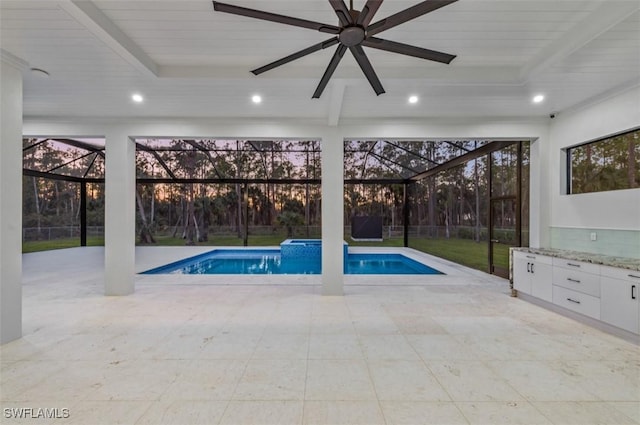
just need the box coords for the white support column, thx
[321,130,344,295]
[0,54,25,343]
[104,129,135,295]
[529,133,551,248]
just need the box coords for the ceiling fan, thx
[212,0,458,98]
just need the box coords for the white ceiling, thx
[1,0,639,123]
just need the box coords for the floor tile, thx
[427,360,523,402]
[199,332,262,359]
[135,400,228,425]
[220,401,303,425]
[368,360,451,401]
[233,359,306,401]
[359,335,420,360]
[147,328,216,360]
[487,361,600,402]
[607,402,640,423]
[85,360,183,401]
[0,360,67,401]
[64,400,152,425]
[305,360,376,401]
[302,401,385,425]
[308,334,363,359]
[309,315,356,335]
[161,359,247,401]
[351,316,399,335]
[532,401,638,424]
[252,334,309,360]
[390,315,448,335]
[10,247,640,425]
[406,335,479,361]
[457,401,553,425]
[559,360,640,401]
[380,401,469,425]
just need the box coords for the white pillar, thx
[529,133,551,248]
[321,130,344,295]
[0,53,25,343]
[104,129,135,295]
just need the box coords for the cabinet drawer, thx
[553,267,600,297]
[517,252,553,265]
[600,265,640,282]
[553,285,600,319]
[553,258,600,275]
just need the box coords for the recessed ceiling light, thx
[132,93,144,103]
[532,94,545,104]
[408,95,419,104]
[252,95,262,104]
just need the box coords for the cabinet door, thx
[601,276,639,334]
[531,262,553,302]
[513,254,531,294]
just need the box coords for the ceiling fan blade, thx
[363,37,456,64]
[312,44,347,99]
[213,1,340,34]
[328,0,353,26]
[367,0,458,36]
[349,45,385,96]
[357,0,383,27]
[252,38,339,75]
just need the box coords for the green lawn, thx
[22,236,105,253]
[410,238,488,272]
[409,237,511,273]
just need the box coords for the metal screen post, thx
[80,181,87,246]
[403,183,410,247]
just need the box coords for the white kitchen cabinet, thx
[513,251,553,302]
[600,266,640,334]
[512,248,640,338]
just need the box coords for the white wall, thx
[547,86,640,257]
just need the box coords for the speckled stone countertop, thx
[511,247,640,272]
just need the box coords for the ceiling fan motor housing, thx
[339,25,365,46]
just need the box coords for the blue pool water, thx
[142,249,443,275]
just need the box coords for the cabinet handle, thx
[566,263,581,268]
[567,278,581,283]
[531,263,535,274]
[526,255,535,259]
[633,285,637,300]
[628,274,640,279]
[567,298,581,304]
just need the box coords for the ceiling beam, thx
[158,65,520,84]
[519,0,639,82]
[327,79,346,126]
[1,49,29,71]
[59,0,158,77]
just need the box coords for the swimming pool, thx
[141,249,443,275]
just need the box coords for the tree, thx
[277,211,303,237]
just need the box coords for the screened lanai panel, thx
[135,139,321,181]
[23,138,105,179]
[344,140,491,180]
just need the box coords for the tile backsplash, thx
[550,227,640,259]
